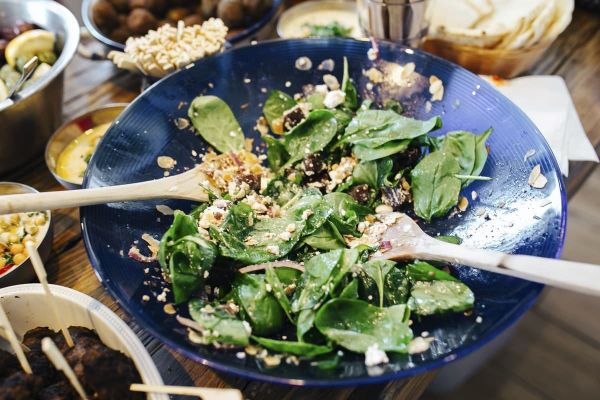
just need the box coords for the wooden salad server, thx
[372,213,600,297]
[0,166,212,214]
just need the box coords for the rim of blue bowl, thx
[81,37,568,387]
[81,0,283,51]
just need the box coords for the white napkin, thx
[482,75,598,176]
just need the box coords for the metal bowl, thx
[82,0,282,50]
[45,103,128,190]
[0,183,53,287]
[0,0,80,176]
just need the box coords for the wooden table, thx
[3,6,600,400]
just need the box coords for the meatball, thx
[183,13,204,26]
[108,0,129,13]
[166,7,193,22]
[109,25,133,42]
[126,8,158,35]
[92,0,120,31]
[199,0,219,17]
[242,0,265,18]
[217,0,245,28]
[128,0,167,15]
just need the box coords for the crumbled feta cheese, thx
[327,156,356,191]
[156,289,168,302]
[408,337,434,354]
[476,316,483,323]
[367,47,378,61]
[322,74,340,90]
[236,351,246,359]
[278,231,292,241]
[203,270,209,279]
[429,75,444,101]
[323,90,346,109]
[363,67,383,83]
[301,210,313,220]
[142,295,150,302]
[198,206,227,229]
[265,283,272,292]
[314,84,329,96]
[286,223,296,233]
[365,344,389,367]
[265,245,280,255]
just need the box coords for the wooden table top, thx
[2,6,599,400]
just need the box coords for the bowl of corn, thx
[0,182,53,286]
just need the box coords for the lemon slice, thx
[0,79,8,101]
[5,29,55,68]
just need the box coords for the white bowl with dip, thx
[0,182,52,287]
[0,284,168,400]
[45,103,128,190]
[277,0,364,39]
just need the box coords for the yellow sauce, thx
[55,122,110,185]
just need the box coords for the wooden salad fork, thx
[372,213,600,297]
[0,166,212,214]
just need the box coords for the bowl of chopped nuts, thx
[0,182,53,287]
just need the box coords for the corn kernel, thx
[12,253,26,265]
[10,243,24,255]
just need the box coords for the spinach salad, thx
[157,59,491,368]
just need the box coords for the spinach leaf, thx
[382,99,403,114]
[252,337,332,358]
[408,280,474,316]
[188,95,245,153]
[233,274,285,336]
[440,128,492,186]
[282,110,338,167]
[305,21,352,38]
[406,261,457,282]
[343,110,440,148]
[315,299,412,353]
[324,192,372,236]
[342,57,358,110]
[410,151,461,222]
[360,99,373,111]
[264,267,294,322]
[303,221,346,250]
[352,158,394,188]
[292,249,359,313]
[361,260,396,307]
[263,90,296,131]
[211,190,332,264]
[159,211,218,304]
[306,93,325,109]
[262,134,289,172]
[297,309,316,342]
[436,235,462,245]
[188,299,250,346]
[383,268,410,306]
[338,279,359,299]
[352,139,411,161]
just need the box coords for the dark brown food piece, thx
[166,7,193,22]
[199,0,219,17]
[282,105,306,131]
[243,0,266,18]
[0,350,19,380]
[15,22,36,35]
[217,0,245,28]
[301,153,327,182]
[93,0,120,31]
[127,8,158,35]
[110,25,134,42]
[0,326,143,400]
[395,146,421,169]
[381,186,411,209]
[183,14,205,26]
[240,174,260,191]
[348,184,370,204]
[109,0,130,13]
[129,0,167,15]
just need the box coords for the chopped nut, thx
[375,204,394,214]
[323,74,340,90]
[174,117,190,130]
[317,59,335,71]
[163,303,176,315]
[528,165,547,189]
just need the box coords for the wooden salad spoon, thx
[0,166,212,214]
[372,213,600,297]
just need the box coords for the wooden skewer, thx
[0,329,31,351]
[25,241,74,347]
[0,302,32,374]
[130,383,243,400]
[41,337,89,400]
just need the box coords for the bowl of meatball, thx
[83,0,282,50]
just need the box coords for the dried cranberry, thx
[240,174,260,191]
[348,184,371,204]
[381,187,410,209]
[283,105,306,131]
[396,147,421,169]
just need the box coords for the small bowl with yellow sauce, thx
[45,103,127,189]
[0,182,53,287]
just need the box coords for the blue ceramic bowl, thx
[82,0,282,51]
[81,39,566,386]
